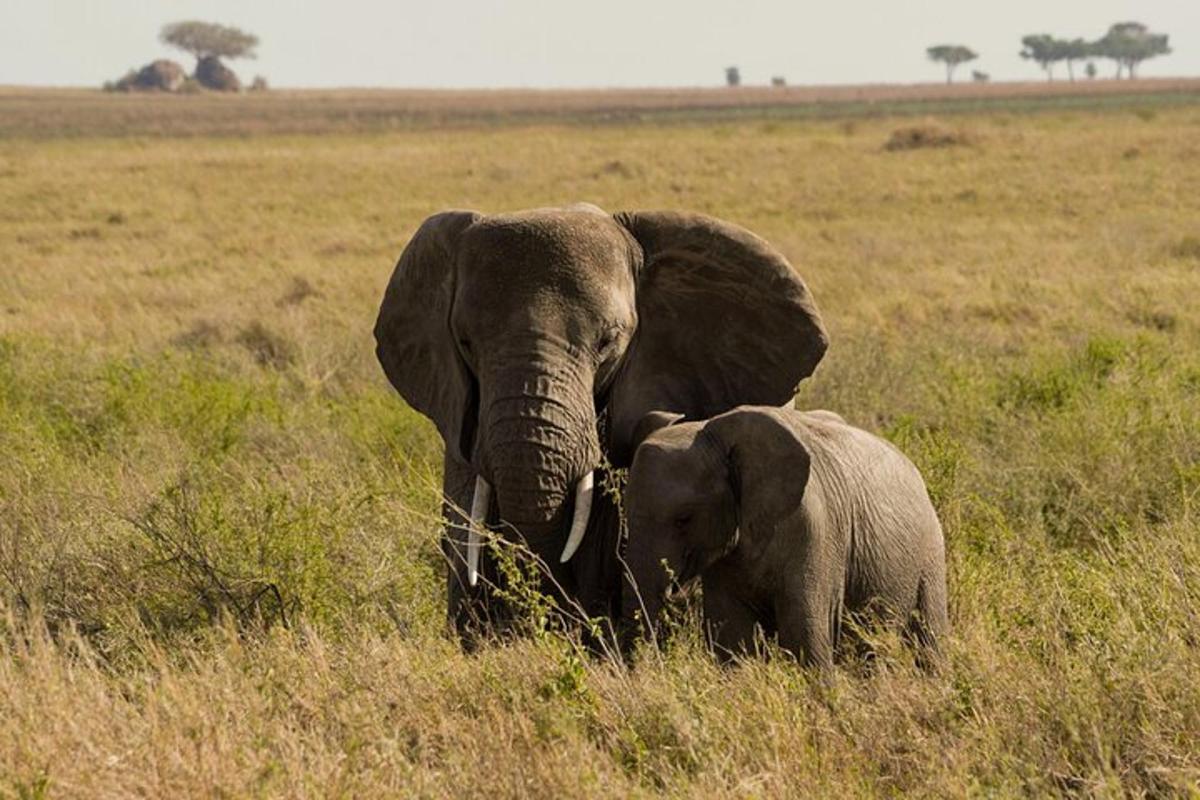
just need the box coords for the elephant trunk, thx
[479,361,601,567]
[621,554,668,648]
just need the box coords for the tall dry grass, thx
[2,98,1200,796]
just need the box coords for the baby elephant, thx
[622,405,947,668]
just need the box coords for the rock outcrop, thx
[114,59,187,92]
[195,56,241,92]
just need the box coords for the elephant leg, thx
[775,586,837,671]
[566,487,622,649]
[702,581,766,664]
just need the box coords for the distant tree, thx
[1085,61,1098,80]
[161,21,258,63]
[1061,38,1091,81]
[1020,34,1061,80]
[1093,22,1170,79]
[972,70,990,83]
[770,76,786,87]
[926,45,978,84]
[725,66,741,87]
[161,21,257,91]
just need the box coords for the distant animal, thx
[621,406,948,668]
[374,205,828,646]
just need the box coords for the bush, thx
[236,322,296,369]
[885,122,973,151]
[1170,235,1200,261]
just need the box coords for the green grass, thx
[1,97,1199,796]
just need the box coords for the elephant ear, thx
[608,210,828,464]
[630,410,684,451]
[374,210,482,461]
[702,406,812,526]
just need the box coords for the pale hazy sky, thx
[0,0,1194,88]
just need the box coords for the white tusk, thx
[467,476,491,587]
[560,471,594,563]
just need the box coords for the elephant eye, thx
[597,326,621,355]
[673,513,692,531]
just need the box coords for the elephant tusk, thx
[560,471,594,563]
[467,475,491,587]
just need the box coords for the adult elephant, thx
[374,203,827,644]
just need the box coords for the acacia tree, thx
[926,45,978,84]
[1019,35,1091,81]
[1020,34,1061,80]
[161,21,258,68]
[1093,22,1170,79]
[1061,39,1092,81]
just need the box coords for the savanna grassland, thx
[2,89,1200,797]
[3,78,1200,137]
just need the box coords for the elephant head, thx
[374,204,827,627]
[620,407,812,642]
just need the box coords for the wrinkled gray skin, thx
[374,205,828,645]
[623,406,948,667]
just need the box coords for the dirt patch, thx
[277,277,320,307]
[595,160,641,178]
[172,320,223,349]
